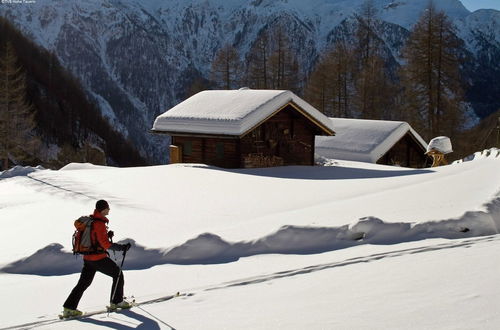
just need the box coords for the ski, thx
[56,292,184,320]
[0,292,187,330]
[57,305,129,320]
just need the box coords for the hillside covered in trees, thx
[207,1,499,159]
[0,17,146,170]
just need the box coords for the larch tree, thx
[246,32,270,89]
[399,2,465,139]
[352,0,396,119]
[210,44,242,89]
[267,27,300,91]
[245,27,300,91]
[305,41,355,117]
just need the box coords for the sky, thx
[460,0,500,11]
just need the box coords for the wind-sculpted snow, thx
[0,165,45,179]
[453,147,500,163]
[3,193,499,276]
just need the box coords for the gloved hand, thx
[108,230,114,240]
[123,242,131,251]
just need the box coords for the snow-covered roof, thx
[315,118,428,163]
[426,136,453,154]
[152,89,335,136]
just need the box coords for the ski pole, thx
[110,248,127,304]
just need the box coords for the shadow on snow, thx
[1,194,499,276]
[184,164,434,180]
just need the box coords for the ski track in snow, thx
[24,175,101,201]
[15,172,146,212]
[206,234,500,292]
[1,235,498,330]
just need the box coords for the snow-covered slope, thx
[458,9,500,53]
[1,0,498,162]
[0,149,499,328]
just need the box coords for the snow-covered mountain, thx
[0,0,498,162]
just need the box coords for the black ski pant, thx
[63,257,124,310]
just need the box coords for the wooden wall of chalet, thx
[170,104,323,168]
[377,133,428,168]
[172,136,240,168]
[240,105,319,167]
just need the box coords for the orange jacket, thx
[83,210,112,261]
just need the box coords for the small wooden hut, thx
[152,89,335,168]
[315,118,428,168]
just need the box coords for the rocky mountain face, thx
[1,0,498,163]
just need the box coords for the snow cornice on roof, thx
[152,89,335,137]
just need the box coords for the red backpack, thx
[72,216,105,255]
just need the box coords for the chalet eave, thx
[150,129,239,139]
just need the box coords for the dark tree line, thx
[0,17,146,170]
[0,40,38,170]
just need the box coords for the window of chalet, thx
[216,142,224,159]
[183,141,192,156]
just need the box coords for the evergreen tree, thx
[399,2,465,139]
[0,41,39,170]
[0,17,147,168]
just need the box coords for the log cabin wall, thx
[202,137,240,168]
[170,105,323,168]
[377,133,428,168]
[240,105,319,167]
[171,136,240,168]
[171,136,203,164]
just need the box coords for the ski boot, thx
[60,307,83,319]
[107,300,132,312]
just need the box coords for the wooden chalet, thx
[152,89,335,168]
[315,118,429,168]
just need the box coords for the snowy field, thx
[0,148,499,329]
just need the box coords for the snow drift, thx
[0,149,498,276]
[0,165,44,179]
[3,188,499,276]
